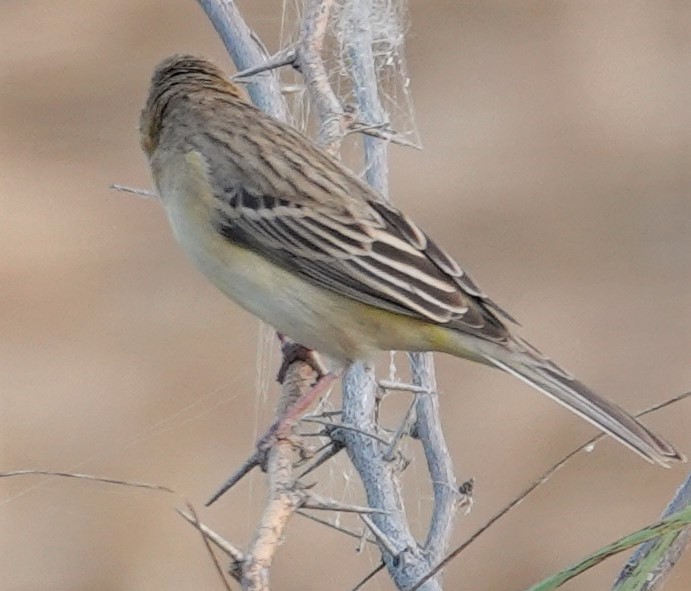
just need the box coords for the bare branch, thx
[205,449,264,506]
[301,416,391,445]
[351,562,386,591]
[297,0,346,153]
[341,0,389,193]
[177,506,237,590]
[0,469,174,495]
[379,380,435,394]
[303,492,389,514]
[297,509,376,543]
[232,45,298,80]
[296,442,344,478]
[383,394,418,461]
[360,514,401,558]
[177,508,245,563]
[195,0,289,120]
[409,352,460,561]
[347,120,422,149]
[241,361,320,591]
[342,363,441,590]
[110,184,157,200]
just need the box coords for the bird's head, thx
[139,55,244,156]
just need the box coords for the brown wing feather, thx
[176,90,516,343]
[210,181,512,343]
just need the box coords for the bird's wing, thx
[207,177,514,343]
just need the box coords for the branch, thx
[195,2,451,590]
[342,1,456,585]
[341,0,389,193]
[409,352,460,562]
[297,0,345,154]
[195,0,289,120]
[241,360,319,591]
[342,16,460,570]
[109,184,157,200]
[192,5,318,591]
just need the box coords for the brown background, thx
[2,1,690,590]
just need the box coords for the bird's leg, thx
[206,338,338,506]
[272,334,335,438]
[275,335,328,384]
[266,366,338,440]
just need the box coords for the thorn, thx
[109,184,158,200]
[346,121,422,149]
[360,514,401,558]
[302,492,389,515]
[232,46,298,80]
[297,441,344,478]
[205,449,265,506]
[378,380,435,394]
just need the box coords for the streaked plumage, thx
[140,55,683,467]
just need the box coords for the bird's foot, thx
[276,337,327,384]
[205,371,339,506]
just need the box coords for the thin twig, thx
[351,561,386,591]
[177,508,245,563]
[232,45,298,80]
[110,184,157,199]
[178,504,235,590]
[347,121,422,149]
[409,391,691,591]
[360,514,401,558]
[303,492,389,514]
[205,449,264,506]
[378,380,435,395]
[383,394,418,461]
[297,509,379,545]
[0,469,174,494]
[301,416,391,445]
[297,442,344,478]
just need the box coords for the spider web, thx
[278,0,420,167]
[247,0,434,555]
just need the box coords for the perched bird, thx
[139,54,682,467]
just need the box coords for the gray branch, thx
[342,0,457,582]
[342,363,441,591]
[298,0,347,153]
[195,0,288,120]
[409,352,460,563]
[195,1,454,590]
[341,0,389,193]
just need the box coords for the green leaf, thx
[525,506,691,591]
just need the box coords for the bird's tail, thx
[471,337,683,466]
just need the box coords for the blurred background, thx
[2,1,690,589]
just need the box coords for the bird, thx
[139,54,682,467]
